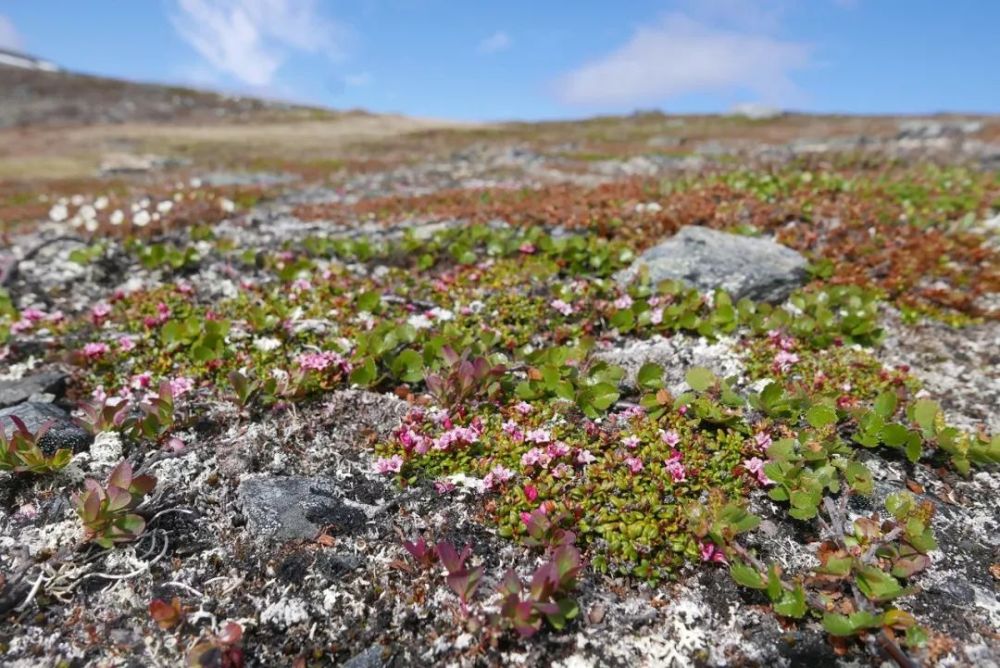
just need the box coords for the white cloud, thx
[555,11,811,108]
[478,30,511,54]
[170,0,346,87]
[0,14,23,51]
[344,71,372,87]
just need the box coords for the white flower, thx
[68,216,83,228]
[253,337,282,352]
[218,198,236,213]
[78,204,96,220]
[48,204,68,222]
[407,314,433,329]
[70,194,85,206]
[109,210,124,225]
[138,197,150,209]
[94,196,109,210]
[189,177,203,188]
[132,210,151,227]
[428,307,454,321]
[84,218,99,232]
[156,200,173,214]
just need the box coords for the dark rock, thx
[236,475,368,543]
[615,226,808,302]
[0,371,67,408]
[0,401,92,455]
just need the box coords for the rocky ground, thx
[0,105,998,668]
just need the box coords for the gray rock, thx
[343,645,386,668]
[0,402,92,455]
[615,226,807,302]
[237,475,367,543]
[0,371,67,408]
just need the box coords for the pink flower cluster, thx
[296,351,351,374]
[664,453,687,483]
[374,454,404,474]
[83,342,109,360]
[742,457,774,486]
[91,303,112,326]
[550,299,574,317]
[624,456,644,474]
[700,541,727,564]
[433,425,480,451]
[145,302,172,328]
[772,350,800,374]
[483,465,515,491]
[613,294,634,310]
[521,440,572,469]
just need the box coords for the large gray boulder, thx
[237,475,368,543]
[0,401,92,455]
[615,226,808,303]
[0,371,67,408]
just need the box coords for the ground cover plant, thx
[1,111,998,667]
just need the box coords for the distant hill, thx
[0,60,340,129]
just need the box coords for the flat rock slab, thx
[237,475,368,543]
[0,401,92,455]
[0,371,68,408]
[616,226,808,303]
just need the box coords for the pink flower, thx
[432,426,479,451]
[91,385,107,403]
[520,447,552,469]
[514,401,533,415]
[742,457,774,486]
[551,463,573,479]
[525,428,552,444]
[754,431,772,451]
[767,329,796,351]
[523,485,538,502]
[130,372,152,389]
[483,465,515,490]
[176,281,194,295]
[118,336,136,352]
[665,458,687,483]
[550,299,574,317]
[661,430,680,448]
[622,435,641,449]
[575,449,597,465]
[10,319,33,334]
[546,441,571,458]
[502,420,524,442]
[772,350,800,374]
[700,541,727,564]
[168,376,195,398]
[649,308,664,325]
[518,242,536,254]
[434,479,456,495]
[91,303,112,326]
[83,342,109,359]
[164,437,186,454]
[374,455,404,474]
[47,310,66,324]
[296,351,348,373]
[22,308,47,323]
[292,278,312,293]
[624,456,644,474]
[613,294,634,310]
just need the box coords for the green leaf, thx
[873,391,898,419]
[637,363,663,390]
[685,367,716,392]
[879,424,910,448]
[730,563,766,589]
[349,358,377,386]
[773,585,807,619]
[855,566,904,602]
[806,404,837,429]
[911,399,939,431]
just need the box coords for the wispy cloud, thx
[0,14,23,51]
[478,30,511,54]
[555,7,811,108]
[170,0,347,87]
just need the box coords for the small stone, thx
[0,371,67,408]
[0,402,92,455]
[615,226,808,303]
[343,645,385,668]
[236,475,367,543]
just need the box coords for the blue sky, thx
[1,0,997,120]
